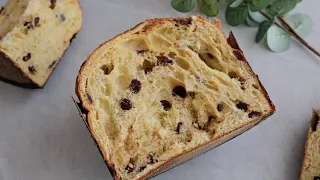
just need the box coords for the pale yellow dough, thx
[76,16,274,180]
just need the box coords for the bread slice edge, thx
[299,109,320,180]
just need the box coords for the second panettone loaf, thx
[0,0,82,88]
[76,16,275,180]
[300,110,320,180]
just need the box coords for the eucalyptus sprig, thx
[171,0,219,16]
[171,0,320,57]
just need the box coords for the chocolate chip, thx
[207,53,214,59]
[60,14,65,21]
[87,93,93,103]
[160,100,171,111]
[34,17,40,26]
[48,60,57,68]
[172,86,187,98]
[101,65,109,75]
[138,166,147,172]
[174,18,192,26]
[28,65,37,74]
[121,98,132,110]
[217,104,223,112]
[24,22,33,29]
[50,0,56,9]
[22,53,31,61]
[125,163,135,173]
[248,111,261,118]
[129,79,141,94]
[176,122,183,134]
[314,176,320,180]
[0,6,4,13]
[147,155,158,164]
[157,56,173,66]
[236,101,249,111]
[24,22,30,26]
[137,50,148,54]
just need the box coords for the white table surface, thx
[0,0,319,180]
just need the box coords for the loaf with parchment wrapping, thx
[76,16,275,180]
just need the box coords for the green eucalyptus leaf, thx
[199,0,219,17]
[249,0,271,12]
[255,19,274,43]
[267,0,297,17]
[246,15,260,27]
[226,3,249,26]
[249,10,267,23]
[230,0,243,7]
[171,0,197,13]
[267,25,291,52]
[287,13,313,37]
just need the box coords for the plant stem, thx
[259,11,294,36]
[278,16,320,57]
[260,11,320,57]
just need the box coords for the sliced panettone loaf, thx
[0,0,82,88]
[300,110,320,180]
[75,16,275,180]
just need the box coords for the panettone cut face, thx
[0,0,82,87]
[76,16,275,180]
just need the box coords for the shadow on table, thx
[0,81,35,103]
[0,169,3,180]
[283,116,310,180]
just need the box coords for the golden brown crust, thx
[72,97,121,180]
[226,32,276,112]
[75,16,276,180]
